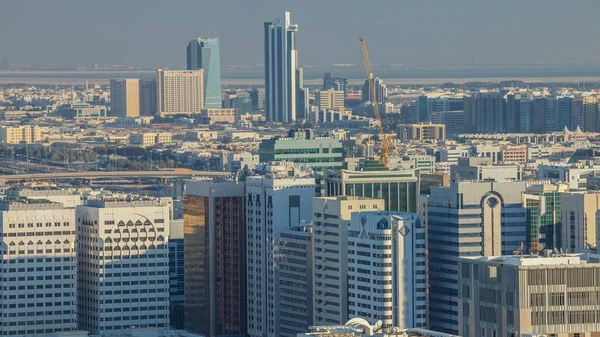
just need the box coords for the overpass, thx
[0,170,231,184]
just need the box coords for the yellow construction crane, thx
[360,36,391,168]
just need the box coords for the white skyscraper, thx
[76,196,171,334]
[347,211,426,329]
[0,199,77,336]
[264,11,303,123]
[245,164,315,337]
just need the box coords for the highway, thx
[0,170,231,183]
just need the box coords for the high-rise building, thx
[348,211,426,329]
[560,191,600,251]
[415,95,464,123]
[168,218,185,329]
[475,91,504,133]
[519,98,533,133]
[277,225,313,337]
[0,198,77,337]
[250,88,265,111]
[572,97,584,130]
[325,163,419,213]
[362,76,387,104]
[459,253,600,337]
[427,181,528,334]
[429,110,464,136]
[110,79,140,117]
[583,95,599,132]
[76,196,171,334]
[463,95,477,131]
[246,165,315,337]
[523,183,568,253]
[323,73,348,98]
[264,11,303,123]
[557,96,573,130]
[157,69,204,116]
[186,37,222,108]
[531,97,547,133]
[544,96,559,132]
[139,78,157,116]
[259,128,344,171]
[316,89,344,112]
[183,181,246,337]
[312,196,385,326]
[504,92,521,133]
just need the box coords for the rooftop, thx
[462,253,600,267]
[0,197,64,210]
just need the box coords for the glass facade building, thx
[259,129,343,171]
[183,181,246,337]
[325,163,420,213]
[187,37,222,108]
[523,184,566,253]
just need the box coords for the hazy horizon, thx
[2,0,600,68]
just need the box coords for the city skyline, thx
[2,0,600,68]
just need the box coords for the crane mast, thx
[360,37,390,168]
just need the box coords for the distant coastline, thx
[2,63,600,86]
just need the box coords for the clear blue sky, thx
[1,0,599,67]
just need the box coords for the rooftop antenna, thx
[208,25,212,39]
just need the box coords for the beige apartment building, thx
[316,89,344,111]
[459,254,600,337]
[109,79,140,117]
[129,132,172,147]
[560,191,600,251]
[0,125,41,144]
[157,69,204,116]
[502,146,527,163]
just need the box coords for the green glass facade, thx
[325,168,420,213]
[525,191,561,251]
[259,138,343,171]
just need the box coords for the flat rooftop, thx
[0,198,64,210]
[462,253,598,267]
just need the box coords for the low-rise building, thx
[199,108,236,124]
[129,132,173,147]
[501,146,528,163]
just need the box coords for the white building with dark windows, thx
[0,198,77,337]
[312,196,384,326]
[76,196,171,334]
[245,164,315,337]
[277,224,313,337]
[347,211,426,329]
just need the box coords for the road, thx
[0,170,231,184]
